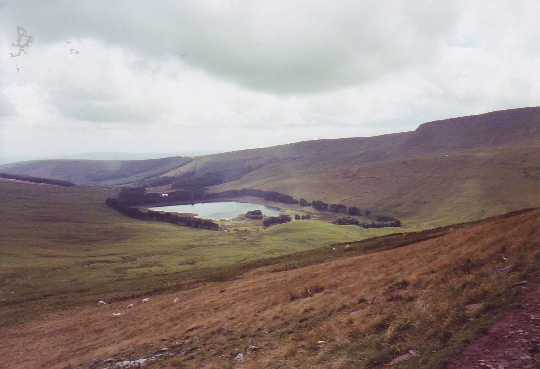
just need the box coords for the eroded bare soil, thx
[446,280,540,369]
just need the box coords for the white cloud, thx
[0,92,14,118]
[0,0,539,160]
[0,0,461,93]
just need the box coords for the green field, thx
[0,181,396,326]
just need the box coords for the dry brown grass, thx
[2,209,539,369]
[0,181,388,329]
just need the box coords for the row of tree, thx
[333,216,401,228]
[263,214,292,227]
[117,187,205,206]
[113,187,401,228]
[135,168,402,228]
[115,187,299,207]
[307,199,401,227]
[105,198,219,230]
[208,188,298,204]
[308,200,371,217]
[245,210,263,219]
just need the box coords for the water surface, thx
[149,201,280,220]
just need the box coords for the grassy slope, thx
[0,181,394,326]
[157,107,540,227]
[216,146,540,227]
[4,107,540,227]
[2,206,539,369]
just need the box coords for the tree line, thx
[263,214,292,227]
[105,197,219,230]
[304,199,400,227]
[114,187,299,207]
[333,216,401,228]
[111,187,401,229]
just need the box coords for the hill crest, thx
[3,106,540,226]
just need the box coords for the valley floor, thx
[0,181,393,329]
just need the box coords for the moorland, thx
[1,107,540,369]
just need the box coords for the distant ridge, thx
[155,106,540,226]
[407,106,540,152]
[0,172,75,187]
[0,156,192,185]
[4,107,540,226]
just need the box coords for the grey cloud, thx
[56,100,154,124]
[2,0,540,160]
[1,0,460,93]
[49,86,154,123]
[0,93,14,118]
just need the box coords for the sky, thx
[1,1,539,162]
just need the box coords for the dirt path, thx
[446,280,540,369]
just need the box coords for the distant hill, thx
[0,172,75,187]
[5,107,540,225]
[0,156,192,186]
[158,107,540,226]
[60,151,216,161]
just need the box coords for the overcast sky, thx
[1,1,539,162]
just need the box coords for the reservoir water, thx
[149,201,281,220]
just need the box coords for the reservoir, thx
[149,201,281,220]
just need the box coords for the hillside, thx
[159,107,540,227]
[3,103,540,368]
[0,181,393,328]
[0,156,191,185]
[2,203,539,369]
[4,107,540,226]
